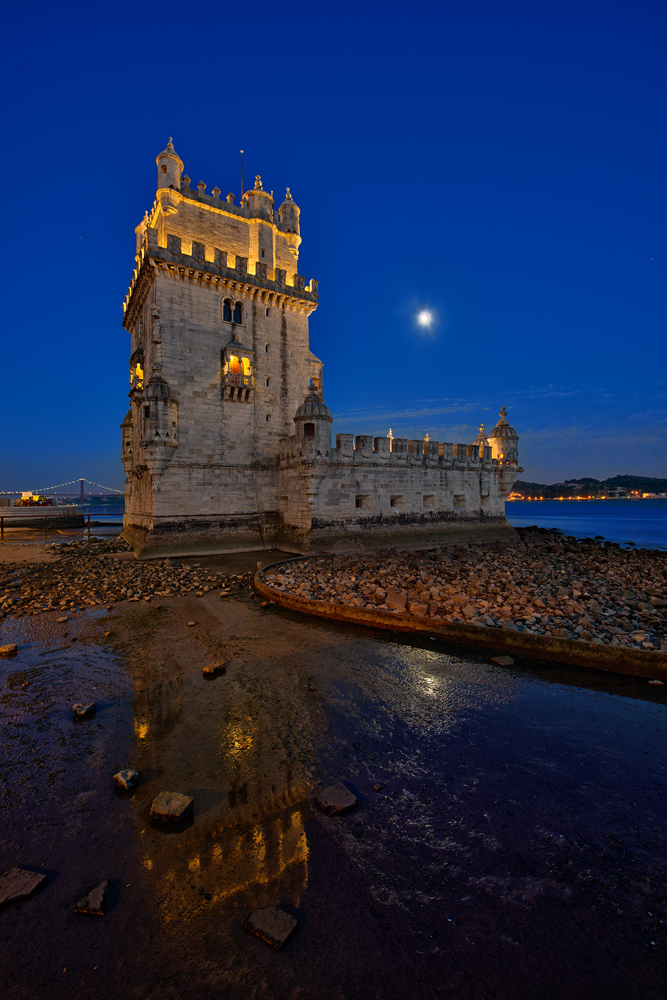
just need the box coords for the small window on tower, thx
[266,377,271,387]
[265,343,270,353]
[261,248,266,258]
[304,423,315,437]
[266,414,271,423]
[265,307,270,316]
[144,406,150,418]
[223,299,232,322]
[161,165,167,173]
[233,302,243,324]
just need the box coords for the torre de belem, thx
[120,140,521,558]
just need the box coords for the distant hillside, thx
[513,476,667,499]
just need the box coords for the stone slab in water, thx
[150,791,194,822]
[242,905,297,950]
[491,655,514,666]
[73,880,110,917]
[114,769,139,790]
[315,782,358,815]
[0,867,47,907]
[73,702,96,718]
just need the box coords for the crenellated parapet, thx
[123,233,318,330]
[279,432,499,471]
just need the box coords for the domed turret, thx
[243,175,274,217]
[279,187,300,234]
[488,407,519,465]
[472,423,490,460]
[293,391,332,459]
[156,137,183,190]
[139,373,179,476]
[121,410,134,474]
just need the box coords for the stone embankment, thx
[264,528,667,653]
[0,540,255,619]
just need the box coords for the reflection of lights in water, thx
[152,807,309,923]
[134,717,149,739]
[223,717,256,759]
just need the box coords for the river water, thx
[506,498,667,550]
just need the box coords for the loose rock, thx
[0,643,17,656]
[315,782,359,815]
[491,655,515,666]
[150,791,194,822]
[113,769,139,790]
[242,905,297,950]
[203,662,226,677]
[73,702,96,718]
[0,866,48,907]
[73,880,110,917]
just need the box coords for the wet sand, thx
[0,550,665,999]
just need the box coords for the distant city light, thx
[418,311,431,326]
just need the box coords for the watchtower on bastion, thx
[120,140,520,558]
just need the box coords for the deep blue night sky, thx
[2,0,665,492]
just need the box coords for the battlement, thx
[122,232,318,326]
[279,432,507,469]
[169,178,296,234]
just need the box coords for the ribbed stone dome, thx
[143,374,173,399]
[294,391,332,422]
[488,407,517,440]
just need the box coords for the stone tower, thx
[121,139,322,557]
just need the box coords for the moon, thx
[418,311,432,326]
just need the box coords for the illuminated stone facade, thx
[121,140,520,557]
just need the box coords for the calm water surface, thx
[506,498,667,550]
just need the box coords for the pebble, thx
[491,655,514,666]
[242,905,297,950]
[0,643,18,656]
[203,662,226,677]
[113,769,139,790]
[0,866,48,907]
[649,679,665,685]
[150,791,194,822]
[72,880,110,917]
[315,782,359,815]
[187,621,196,627]
[72,702,96,719]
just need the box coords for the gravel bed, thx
[0,539,256,619]
[264,527,667,652]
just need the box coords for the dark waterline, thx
[506,498,667,551]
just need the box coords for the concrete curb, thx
[254,557,667,681]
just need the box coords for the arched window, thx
[304,423,315,437]
[223,299,232,322]
[241,358,251,376]
[266,414,271,423]
[233,302,243,324]
[229,355,240,374]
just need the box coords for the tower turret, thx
[279,187,301,259]
[156,137,183,191]
[293,391,332,460]
[243,175,274,217]
[139,373,179,477]
[488,407,519,465]
[472,423,490,459]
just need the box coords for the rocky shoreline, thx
[0,539,255,619]
[264,527,667,652]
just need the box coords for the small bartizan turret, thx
[472,423,490,459]
[293,391,332,461]
[156,137,183,190]
[488,407,519,466]
[279,187,301,258]
[139,372,179,477]
[243,175,274,218]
